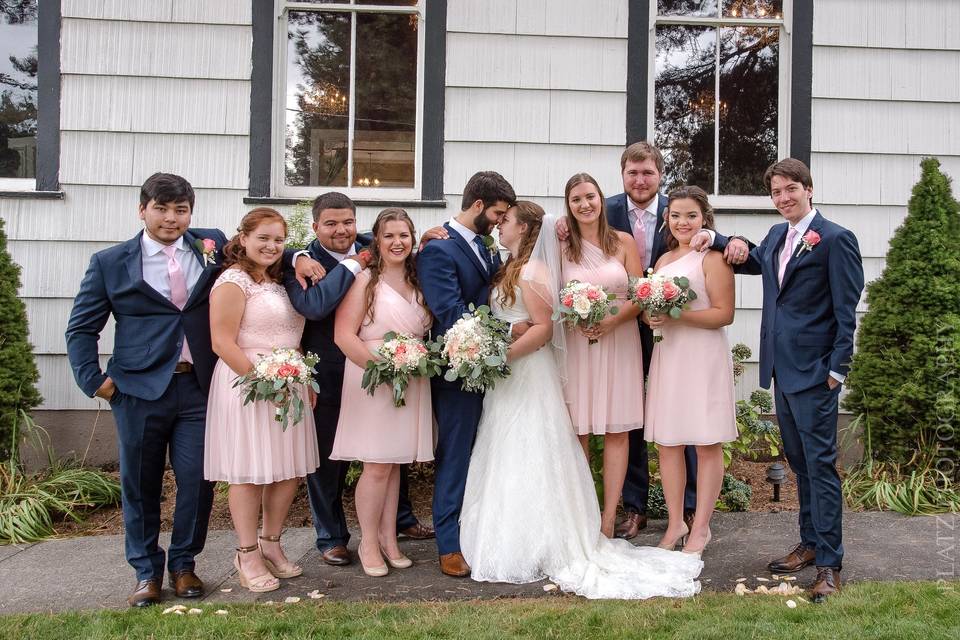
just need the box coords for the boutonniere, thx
[195,238,217,266]
[481,234,497,256]
[795,230,821,258]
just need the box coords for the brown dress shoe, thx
[614,512,648,540]
[127,578,162,608]
[169,570,204,598]
[767,543,816,573]
[439,552,470,577]
[321,545,352,566]
[810,567,841,603]
[399,521,436,540]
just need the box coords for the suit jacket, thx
[284,238,365,406]
[713,211,864,393]
[65,228,228,401]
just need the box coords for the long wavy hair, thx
[363,208,429,324]
[491,201,544,308]
[563,172,620,263]
[222,207,288,283]
[664,185,716,251]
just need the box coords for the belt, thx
[173,362,194,374]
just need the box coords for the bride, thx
[459,201,702,599]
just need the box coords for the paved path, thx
[0,511,956,614]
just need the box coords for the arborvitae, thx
[843,158,960,470]
[0,217,42,460]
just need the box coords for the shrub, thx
[726,344,781,467]
[285,200,315,250]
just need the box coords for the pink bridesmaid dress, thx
[330,271,434,463]
[204,267,321,484]
[644,250,737,445]
[561,240,645,435]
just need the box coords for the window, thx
[649,1,792,204]
[275,1,424,200]
[0,1,38,188]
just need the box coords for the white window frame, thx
[647,1,792,209]
[272,1,426,200]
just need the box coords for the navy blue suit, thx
[416,223,501,555]
[606,193,698,515]
[65,229,225,581]
[285,238,419,551]
[713,210,864,568]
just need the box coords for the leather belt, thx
[173,362,194,374]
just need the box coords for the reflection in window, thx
[284,4,418,189]
[0,1,38,180]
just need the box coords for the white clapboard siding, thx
[812,99,960,155]
[35,355,115,411]
[445,87,626,145]
[61,75,250,135]
[811,152,960,207]
[25,298,116,355]
[63,0,251,24]
[61,18,252,80]
[60,131,249,189]
[813,47,960,103]
[447,0,629,38]
[10,241,116,298]
[446,33,627,92]
[813,0,960,50]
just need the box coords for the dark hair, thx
[665,185,716,251]
[620,141,665,174]
[563,173,620,263]
[763,158,814,192]
[363,208,429,324]
[492,201,545,309]
[311,191,357,222]
[222,208,288,283]
[139,172,195,210]
[460,171,517,211]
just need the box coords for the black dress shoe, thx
[128,578,162,608]
[169,570,204,598]
[321,545,352,566]
[399,521,435,540]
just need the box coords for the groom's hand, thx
[827,376,840,390]
[294,255,326,289]
[95,377,116,401]
[418,226,448,251]
[511,321,532,341]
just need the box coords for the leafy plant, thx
[717,474,752,512]
[285,200,315,250]
[725,344,781,467]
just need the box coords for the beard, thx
[473,211,492,235]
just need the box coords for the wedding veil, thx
[520,214,568,383]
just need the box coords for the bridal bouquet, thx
[553,280,619,345]
[628,270,698,343]
[361,332,443,407]
[438,304,511,393]
[233,348,320,430]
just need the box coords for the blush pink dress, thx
[330,271,434,463]
[561,240,645,435]
[204,268,321,484]
[644,250,737,445]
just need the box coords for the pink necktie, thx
[162,245,193,363]
[778,227,798,286]
[631,212,648,271]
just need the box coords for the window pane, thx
[722,0,783,19]
[352,12,417,188]
[285,11,352,187]
[655,25,716,193]
[718,26,778,195]
[0,1,38,180]
[657,0,719,17]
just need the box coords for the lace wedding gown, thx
[459,285,702,599]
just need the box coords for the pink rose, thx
[201,238,216,252]
[662,281,679,301]
[803,230,821,246]
[635,282,653,300]
[395,344,407,357]
[562,294,574,307]
[277,364,299,378]
[586,290,600,302]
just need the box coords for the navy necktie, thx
[473,236,492,272]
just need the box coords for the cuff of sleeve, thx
[291,249,310,267]
[706,229,717,242]
[829,370,846,384]
[341,258,362,275]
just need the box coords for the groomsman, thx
[65,173,322,607]
[284,192,434,568]
[695,158,864,602]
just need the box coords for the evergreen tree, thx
[843,158,960,471]
[0,216,42,460]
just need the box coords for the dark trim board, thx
[244,196,448,208]
[36,0,61,192]
[625,0,650,145]
[248,0,447,200]
[0,190,64,199]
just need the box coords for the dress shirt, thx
[316,242,362,275]
[140,233,202,301]
[627,196,658,271]
[449,218,486,266]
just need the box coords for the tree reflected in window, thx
[0,0,38,180]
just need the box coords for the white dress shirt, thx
[449,217,486,267]
[140,233,202,300]
[316,242,362,275]
[627,196,658,271]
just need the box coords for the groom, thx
[694,158,864,602]
[417,171,516,576]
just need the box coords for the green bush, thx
[843,158,960,471]
[725,344,781,467]
[647,482,667,519]
[0,218,42,461]
[284,200,315,250]
[718,474,752,512]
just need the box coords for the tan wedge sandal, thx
[259,534,303,579]
[234,544,280,593]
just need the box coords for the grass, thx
[0,582,958,639]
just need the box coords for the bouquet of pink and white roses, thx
[438,304,511,393]
[233,348,320,430]
[362,332,444,407]
[552,280,619,345]
[628,270,698,343]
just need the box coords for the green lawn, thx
[1,582,958,640]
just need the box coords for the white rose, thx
[573,297,592,317]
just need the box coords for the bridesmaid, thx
[206,208,321,593]
[332,208,433,577]
[561,173,645,538]
[644,186,736,556]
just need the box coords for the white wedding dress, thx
[459,286,703,600]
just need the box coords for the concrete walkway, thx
[0,511,956,614]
